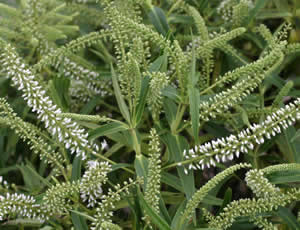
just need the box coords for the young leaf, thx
[134,76,149,126]
[137,189,172,230]
[171,200,187,229]
[71,156,81,182]
[71,212,89,230]
[49,76,70,112]
[276,126,300,163]
[111,64,131,124]
[148,6,169,36]
[188,38,200,143]
[134,154,149,190]
[275,206,300,230]
[217,188,232,215]
[248,0,268,24]
[88,122,128,140]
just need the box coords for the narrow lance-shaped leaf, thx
[111,64,131,124]
[137,189,172,230]
[188,38,200,143]
[148,6,170,36]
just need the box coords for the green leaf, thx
[0,165,18,175]
[273,0,289,11]
[148,6,169,36]
[204,122,231,137]
[188,88,200,142]
[275,206,300,230]
[217,188,232,215]
[0,3,19,17]
[257,10,292,19]
[25,163,52,188]
[199,0,210,11]
[161,171,183,192]
[88,122,128,140]
[247,0,268,24]
[162,134,195,199]
[267,170,300,184]
[159,194,172,224]
[229,216,256,230]
[71,211,89,230]
[168,15,194,24]
[162,85,180,102]
[41,25,67,41]
[71,156,81,182]
[55,25,79,36]
[134,154,149,190]
[264,74,285,89]
[49,76,70,112]
[79,96,101,114]
[149,55,165,72]
[111,163,132,172]
[204,195,223,206]
[127,190,142,230]
[104,142,124,157]
[17,164,51,191]
[161,172,222,205]
[162,134,197,230]
[163,98,177,127]
[106,132,131,147]
[188,39,200,143]
[276,126,300,163]
[189,38,197,86]
[291,129,300,142]
[171,200,187,229]
[137,189,172,230]
[134,53,168,126]
[111,64,131,124]
[134,76,149,126]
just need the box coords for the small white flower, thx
[101,139,109,150]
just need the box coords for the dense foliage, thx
[0,0,300,229]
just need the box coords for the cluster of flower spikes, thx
[147,71,170,120]
[198,43,285,122]
[91,178,142,230]
[0,42,99,159]
[0,98,65,171]
[208,165,300,229]
[103,0,171,55]
[0,193,49,222]
[80,160,112,208]
[208,186,300,229]
[21,0,55,56]
[55,56,112,102]
[217,0,253,22]
[144,128,161,213]
[21,0,45,35]
[70,80,112,102]
[182,163,251,222]
[245,169,280,198]
[183,98,300,171]
[42,181,80,215]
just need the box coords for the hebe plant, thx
[0,0,300,229]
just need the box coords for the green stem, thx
[253,145,260,169]
[131,128,141,156]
